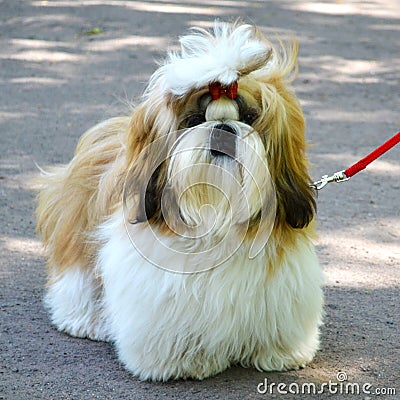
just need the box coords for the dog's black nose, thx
[210,124,236,158]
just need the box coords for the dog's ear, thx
[275,166,316,229]
[132,166,161,223]
[261,87,316,230]
[124,98,179,224]
[252,39,316,229]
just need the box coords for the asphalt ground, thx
[0,1,399,399]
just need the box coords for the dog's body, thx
[36,23,324,381]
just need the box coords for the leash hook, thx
[311,170,349,191]
[311,131,400,191]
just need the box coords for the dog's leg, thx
[249,241,324,372]
[45,265,110,341]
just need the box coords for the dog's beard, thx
[164,123,274,239]
[123,123,276,272]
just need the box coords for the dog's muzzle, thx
[210,124,237,158]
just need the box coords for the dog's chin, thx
[163,122,274,238]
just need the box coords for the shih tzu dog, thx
[36,22,324,381]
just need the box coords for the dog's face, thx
[124,23,316,244]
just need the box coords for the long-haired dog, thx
[36,22,324,381]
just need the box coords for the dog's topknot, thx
[146,21,272,98]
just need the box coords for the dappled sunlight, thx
[0,156,46,189]
[0,236,44,278]
[32,0,239,15]
[1,236,44,257]
[0,110,39,121]
[86,35,170,52]
[312,152,400,177]
[308,108,397,123]
[366,158,400,176]
[290,2,360,16]
[11,76,68,86]
[1,34,174,66]
[317,209,399,289]
[10,38,74,49]
[319,57,398,80]
[317,227,400,289]
[369,23,400,32]
[2,39,79,64]
[320,229,399,263]
[4,13,84,27]
[324,59,378,75]
[132,0,263,6]
[289,0,399,18]
[3,49,82,63]
[301,55,400,84]
[6,34,169,58]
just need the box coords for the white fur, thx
[45,266,110,341]
[147,23,271,97]
[95,212,324,381]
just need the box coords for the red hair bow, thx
[208,81,238,100]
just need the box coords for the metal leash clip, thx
[311,170,349,190]
[310,132,400,190]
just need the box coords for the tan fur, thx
[36,117,130,279]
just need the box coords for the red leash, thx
[312,131,400,190]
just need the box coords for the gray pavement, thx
[0,1,399,399]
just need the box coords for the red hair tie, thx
[208,81,238,100]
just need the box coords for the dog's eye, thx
[184,114,206,128]
[242,108,259,125]
[198,93,212,111]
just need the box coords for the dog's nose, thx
[210,124,236,158]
